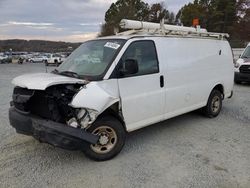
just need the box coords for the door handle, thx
[160,75,164,88]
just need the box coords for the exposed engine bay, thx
[12,84,97,129]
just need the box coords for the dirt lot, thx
[0,63,249,188]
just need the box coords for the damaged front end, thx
[9,84,100,150]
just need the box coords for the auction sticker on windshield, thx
[104,42,121,50]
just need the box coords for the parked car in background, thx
[45,54,62,66]
[0,54,8,61]
[29,55,48,63]
[0,55,12,64]
[234,43,250,83]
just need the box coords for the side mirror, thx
[119,59,138,76]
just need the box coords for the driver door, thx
[117,40,165,131]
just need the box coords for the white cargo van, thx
[234,43,250,83]
[9,20,234,161]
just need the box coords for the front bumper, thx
[9,107,98,150]
[235,72,250,82]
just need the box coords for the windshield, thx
[57,39,125,80]
[242,46,250,58]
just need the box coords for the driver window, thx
[121,40,159,76]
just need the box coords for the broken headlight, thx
[67,108,98,129]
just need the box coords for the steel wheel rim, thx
[90,126,118,154]
[211,96,220,113]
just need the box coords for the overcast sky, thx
[0,0,192,42]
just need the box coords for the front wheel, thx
[83,116,126,161]
[202,90,222,118]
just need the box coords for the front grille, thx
[13,87,34,96]
[13,87,34,112]
[28,91,52,119]
[239,65,250,74]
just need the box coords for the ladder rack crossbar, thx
[117,19,229,39]
[116,29,229,39]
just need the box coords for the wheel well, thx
[213,84,224,99]
[98,103,126,131]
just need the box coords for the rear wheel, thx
[83,116,126,161]
[202,90,222,118]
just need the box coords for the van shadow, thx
[124,111,202,147]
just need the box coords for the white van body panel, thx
[111,38,165,131]
[70,79,120,113]
[118,73,166,131]
[12,73,85,90]
[115,37,233,132]
[154,37,234,120]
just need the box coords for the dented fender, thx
[69,80,120,114]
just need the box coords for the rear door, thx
[117,40,165,131]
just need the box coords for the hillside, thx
[0,39,81,53]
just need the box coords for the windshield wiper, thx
[59,71,80,78]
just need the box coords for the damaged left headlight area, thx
[11,84,98,130]
[67,108,98,129]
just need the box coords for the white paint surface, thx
[12,73,85,90]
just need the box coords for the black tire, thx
[202,89,222,118]
[83,116,126,161]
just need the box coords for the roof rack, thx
[117,19,229,40]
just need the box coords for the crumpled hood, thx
[12,73,85,90]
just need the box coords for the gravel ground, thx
[0,63,250,188]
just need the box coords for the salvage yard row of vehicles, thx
[0,52,67,65]
[7,19,244,161]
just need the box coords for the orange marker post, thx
[193,18,199,27]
